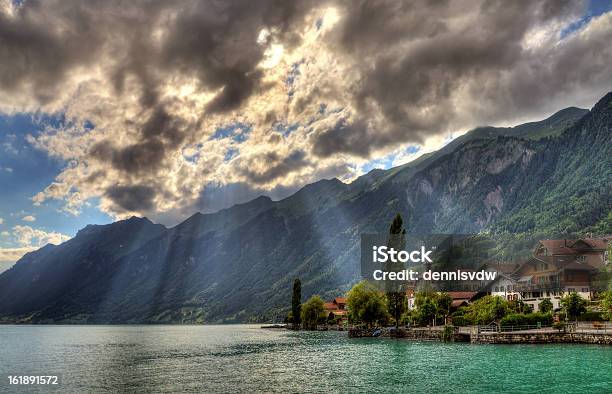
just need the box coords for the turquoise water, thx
[0,325,610,393]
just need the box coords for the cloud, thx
[306,0,609,157]
[0,247,36,263]
[0,225,71,265]
[0,217,3,224]
[237,149,310,185]
[0,0,610,225]
[21,215,36,222]
[11,225,70,248]
[104,185,156,213]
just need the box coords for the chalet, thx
[333,297,347,310]
[492,238,608,310]
[447,291,479,309]
[324,297,348,321]
[488,273,521,301]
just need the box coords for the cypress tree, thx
[292,278,302,329]
[386,214,407,332]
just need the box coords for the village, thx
[282,236,612,345]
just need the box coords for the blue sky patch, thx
[0,113,110,248]
[561,0,612,38]
[274,122,300,137]
[210,122,252,143]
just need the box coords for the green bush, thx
[577,311,604,321]
[442,325,454,342]
[500,312,552,327]
[461,296,509,325]
[301,295,325,330]
[450,314,471,327]
[538,299,553,313]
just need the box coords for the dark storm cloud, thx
[90,138,166,175]
[0,1,104,103]
[0,0,322,212]
[309,0,608,158]
[312,118,378,157]
[0,0,315,108]
[239,150,310,185]
[0,0,317,159]
[2,0,612,220]
[105,184,156,212]
[91,105,187,176]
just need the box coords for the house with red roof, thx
[324,297,349,322]
[489,237,609,310]
[446,291,480,309]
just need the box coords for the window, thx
[578,255,586,262]
[568,288,575,292]
[494,286,499,292]
[581,288,589,293]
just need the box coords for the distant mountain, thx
[0,94,610,324]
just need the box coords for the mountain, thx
[0,94,610,324]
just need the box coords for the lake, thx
[0,325,611,393]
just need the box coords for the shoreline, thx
[348,326,612,345]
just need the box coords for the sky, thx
[1,0,612,270]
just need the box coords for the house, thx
[488,273,521,301]
[324,297,348,321]
[447,291,479,309]
[333,297,347,310]
[510,238,608,310]
[405,290,480,311]
[406,288,416,310]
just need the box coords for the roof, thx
[323,302,337,311]
[573,239,607,249]
[538,240,579,255]
[334,297,347,304]
[537,238,607,255]
[451,300,468,307]
[446,291,477,300]
[331,310,347,316]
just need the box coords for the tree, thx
[600,290,612,321]
[301,295,325,330]
[538,298,553,313]
[510,299,532,314]
[462,295,509,325]
[415,295,437,326]
[491,296,508,327]
[437,292,453,324]
[347,281,388,327]
[291,278,302,329]
[386,213,407,330]
[560,292,586,322]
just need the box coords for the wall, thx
[471,332,612,345]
